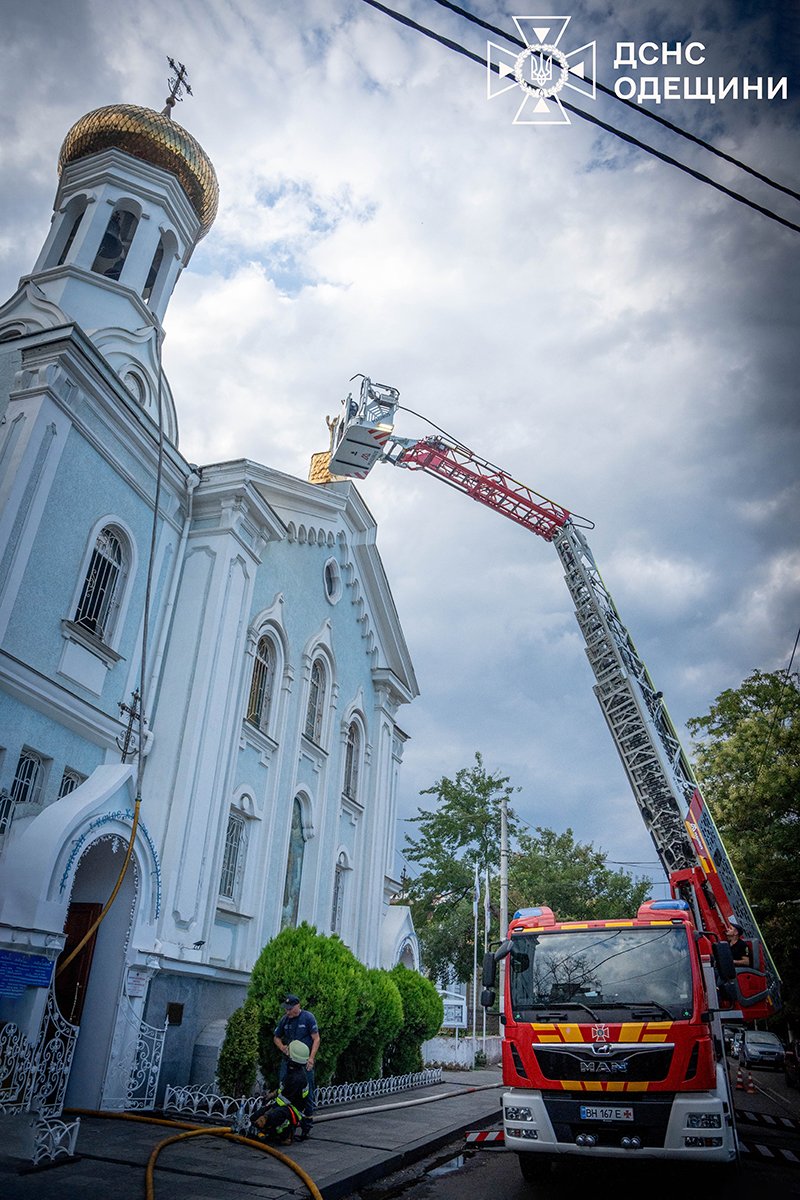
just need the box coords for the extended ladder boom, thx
[327,380,780,1013]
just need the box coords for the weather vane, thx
[162,57,193,117]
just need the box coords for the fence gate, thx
[100,996,167,1111]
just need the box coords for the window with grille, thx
[246,636,275,730]
[58,770,84,799]
[219,811,245,900]
[331,852,348,934]
[304,659,325,743]
[10,750,42,806]
[74,527,124,640]
[343,722,360,800]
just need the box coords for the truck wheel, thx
[518,1153,553,1182]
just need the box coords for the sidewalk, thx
[0,1068,504,1200]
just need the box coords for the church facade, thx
[0,100,419,1110]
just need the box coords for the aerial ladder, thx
[327,376,779,1019]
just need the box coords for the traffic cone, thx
[747,1071,756,1094]
[735,1065,745,1090]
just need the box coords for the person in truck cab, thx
[726,920,752,966]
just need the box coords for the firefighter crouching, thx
[248,1041,311,1144]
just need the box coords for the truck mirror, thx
[480,987,496,1009]
[713,940,736,981]
[494,939,513,962]
[482,951,497,988]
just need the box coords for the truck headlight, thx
[508,1128,538,1140]
[684,1136,723,1148]
[686,1113,722,1129]
[505,1106,533,1121]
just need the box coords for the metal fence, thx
[163,1067,443,1124]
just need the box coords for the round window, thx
[323,557,342,605]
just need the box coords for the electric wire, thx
[360,0,800,236]
[429,0,800,205]
[56,331,166,979]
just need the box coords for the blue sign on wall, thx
[0,949,54,997]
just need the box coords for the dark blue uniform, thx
[274,1008,318,1128]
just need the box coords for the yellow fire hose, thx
[64,1109,323,1200]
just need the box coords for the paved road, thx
[344,1055,800,1200]
[344,1141,800,1200]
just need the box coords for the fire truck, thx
[327,377,779,1172]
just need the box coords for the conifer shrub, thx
[216,997,260,1097]
[248,922,367,1085]
[335,968,404,1081]
[383,964,444,1076]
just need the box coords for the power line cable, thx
[360,0,800,236]
[429,0,800,205]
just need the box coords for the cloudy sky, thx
[2,0,798,897]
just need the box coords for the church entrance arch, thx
[62,836,137,1108]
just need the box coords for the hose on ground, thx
[313,1080,504,1122]
[64,1109,323,1200]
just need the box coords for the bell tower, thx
[0,66,217,444]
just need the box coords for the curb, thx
[318,1104,503,1199]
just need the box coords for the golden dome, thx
[58,104,218,237]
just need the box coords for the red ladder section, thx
[398,437,572,542]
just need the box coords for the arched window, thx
[331,851,348,934]
[91,207,139,280]
[10,749,42,806]
[43,195,88,270]
[74,526,125,641]
[219,810,246,901]
[281,799,305,929]
[343,722,360,801]
[304,658,326,743]
[58,769,84,799]
[247,636,275,731]
[142,237,165,303]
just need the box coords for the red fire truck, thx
[327,377,779,1171]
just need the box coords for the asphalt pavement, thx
[0,1068,504,1200]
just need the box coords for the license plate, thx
[580,1106,634,1122]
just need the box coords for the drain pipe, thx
[313,1081,503,1123]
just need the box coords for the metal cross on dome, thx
[487,15,596,125]
[162,57,193,117]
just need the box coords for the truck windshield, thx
[509,926,694,1020]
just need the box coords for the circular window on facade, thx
[323,557,343,605]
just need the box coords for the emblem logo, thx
[487,16,597,126]
[592,1024,611,1041]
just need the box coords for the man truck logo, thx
[487,15,596,125]
[581,1059,629,1073]
[591,1024,611,1041]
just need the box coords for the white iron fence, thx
[163,1067,443,1124]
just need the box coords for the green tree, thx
[404,754,648,982]
[335,968,404,1082]
[216,997,260,1097]
[508,827,651,921]
[383,964,444,1076]
[404,753,520,983]
[687,668,800,1022]
[248,922,367,1085]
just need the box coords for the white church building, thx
[0,98,419,1113]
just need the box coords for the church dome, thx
[58,104,218,237]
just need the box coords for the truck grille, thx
[533,1046,674,1082]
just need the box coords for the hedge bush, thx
[335,967,404,1082]
[248,922,367,1085]
[216,997,260,1097]
[383,964,443,1076]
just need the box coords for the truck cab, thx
[497,900,737,1175]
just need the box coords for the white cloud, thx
[1,0,798,882]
